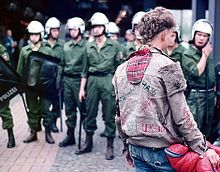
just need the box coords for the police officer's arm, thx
[182,52,200,78]
[79,78,87,102]
[114,42,123,68]
[16,48,25,76]
[79,47,88,102]
[56,49,65,90]
[118,43,127,63]
[197,42,212,76]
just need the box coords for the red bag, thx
[165,142,220,172]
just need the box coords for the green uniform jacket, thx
[17,44,52,76]
[117,43,126,63]
[181,45,215,89]
[86,38,120,74]
[0,44,13,129]
[43,39,64,60]
[169,44,187,62]
[44,39,65,84]
[62,38,87,78]
[125,41,136,58]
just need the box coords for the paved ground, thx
[0,95,135,172]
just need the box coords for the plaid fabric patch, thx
[126,48,152,84]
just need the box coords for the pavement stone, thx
[51,104,135,172]
[0,95,135,172]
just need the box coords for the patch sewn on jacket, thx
[158,63,186,97]
[126,48,152,85]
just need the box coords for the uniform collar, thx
[189,44,201,55]
[26,43,43,51]
[69,38,85,47]
[90,38,114,49]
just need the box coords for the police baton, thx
[78,99,86,150]
[58,90,63,132]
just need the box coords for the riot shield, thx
[0,56,21,108]
[22,51,60,99]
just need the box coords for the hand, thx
[202,42,212,58]
[13,41,17,48]
[124,150,134,167]
[205,149,220,170]
[79,89,86,102]
[2,55,9,62]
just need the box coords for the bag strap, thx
[114,76,120,117]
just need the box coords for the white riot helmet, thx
[191,19,213,39]
[107,22,120,34]
[132,11,145,31]
[45,17,60,35]
[66,17,85,34]
[90,12,109,31]
[27,20,44,38]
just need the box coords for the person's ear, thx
[161,30,166,41]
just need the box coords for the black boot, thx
[100,130,107,137]
[45,128,55,144]
[75,132,93,155]
[36,118,42,132]
[36,124,42,132]
[51,117,59,133]
[105,137,114,160]
[23,130,37,143]
[7,128,15,148]
[59,127,75,147]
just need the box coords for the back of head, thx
[138,7,176,45]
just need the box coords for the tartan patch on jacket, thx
[126,48,152,84]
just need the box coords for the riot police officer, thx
[181,19,215,140]
[107,22,120,42]
[59,17,87,147]
[97,21,125,138]
[167,27,189,63]
[0,44,16,148]
[125,11,145,58]
[44,17,65,133]
[17,21,55,144]
[107,21,126,61]
[76,12,121,160]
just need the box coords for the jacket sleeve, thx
[159,62,207,155]
[181,51,200,78]
[112,75,129,151]
[16,48,25,76]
